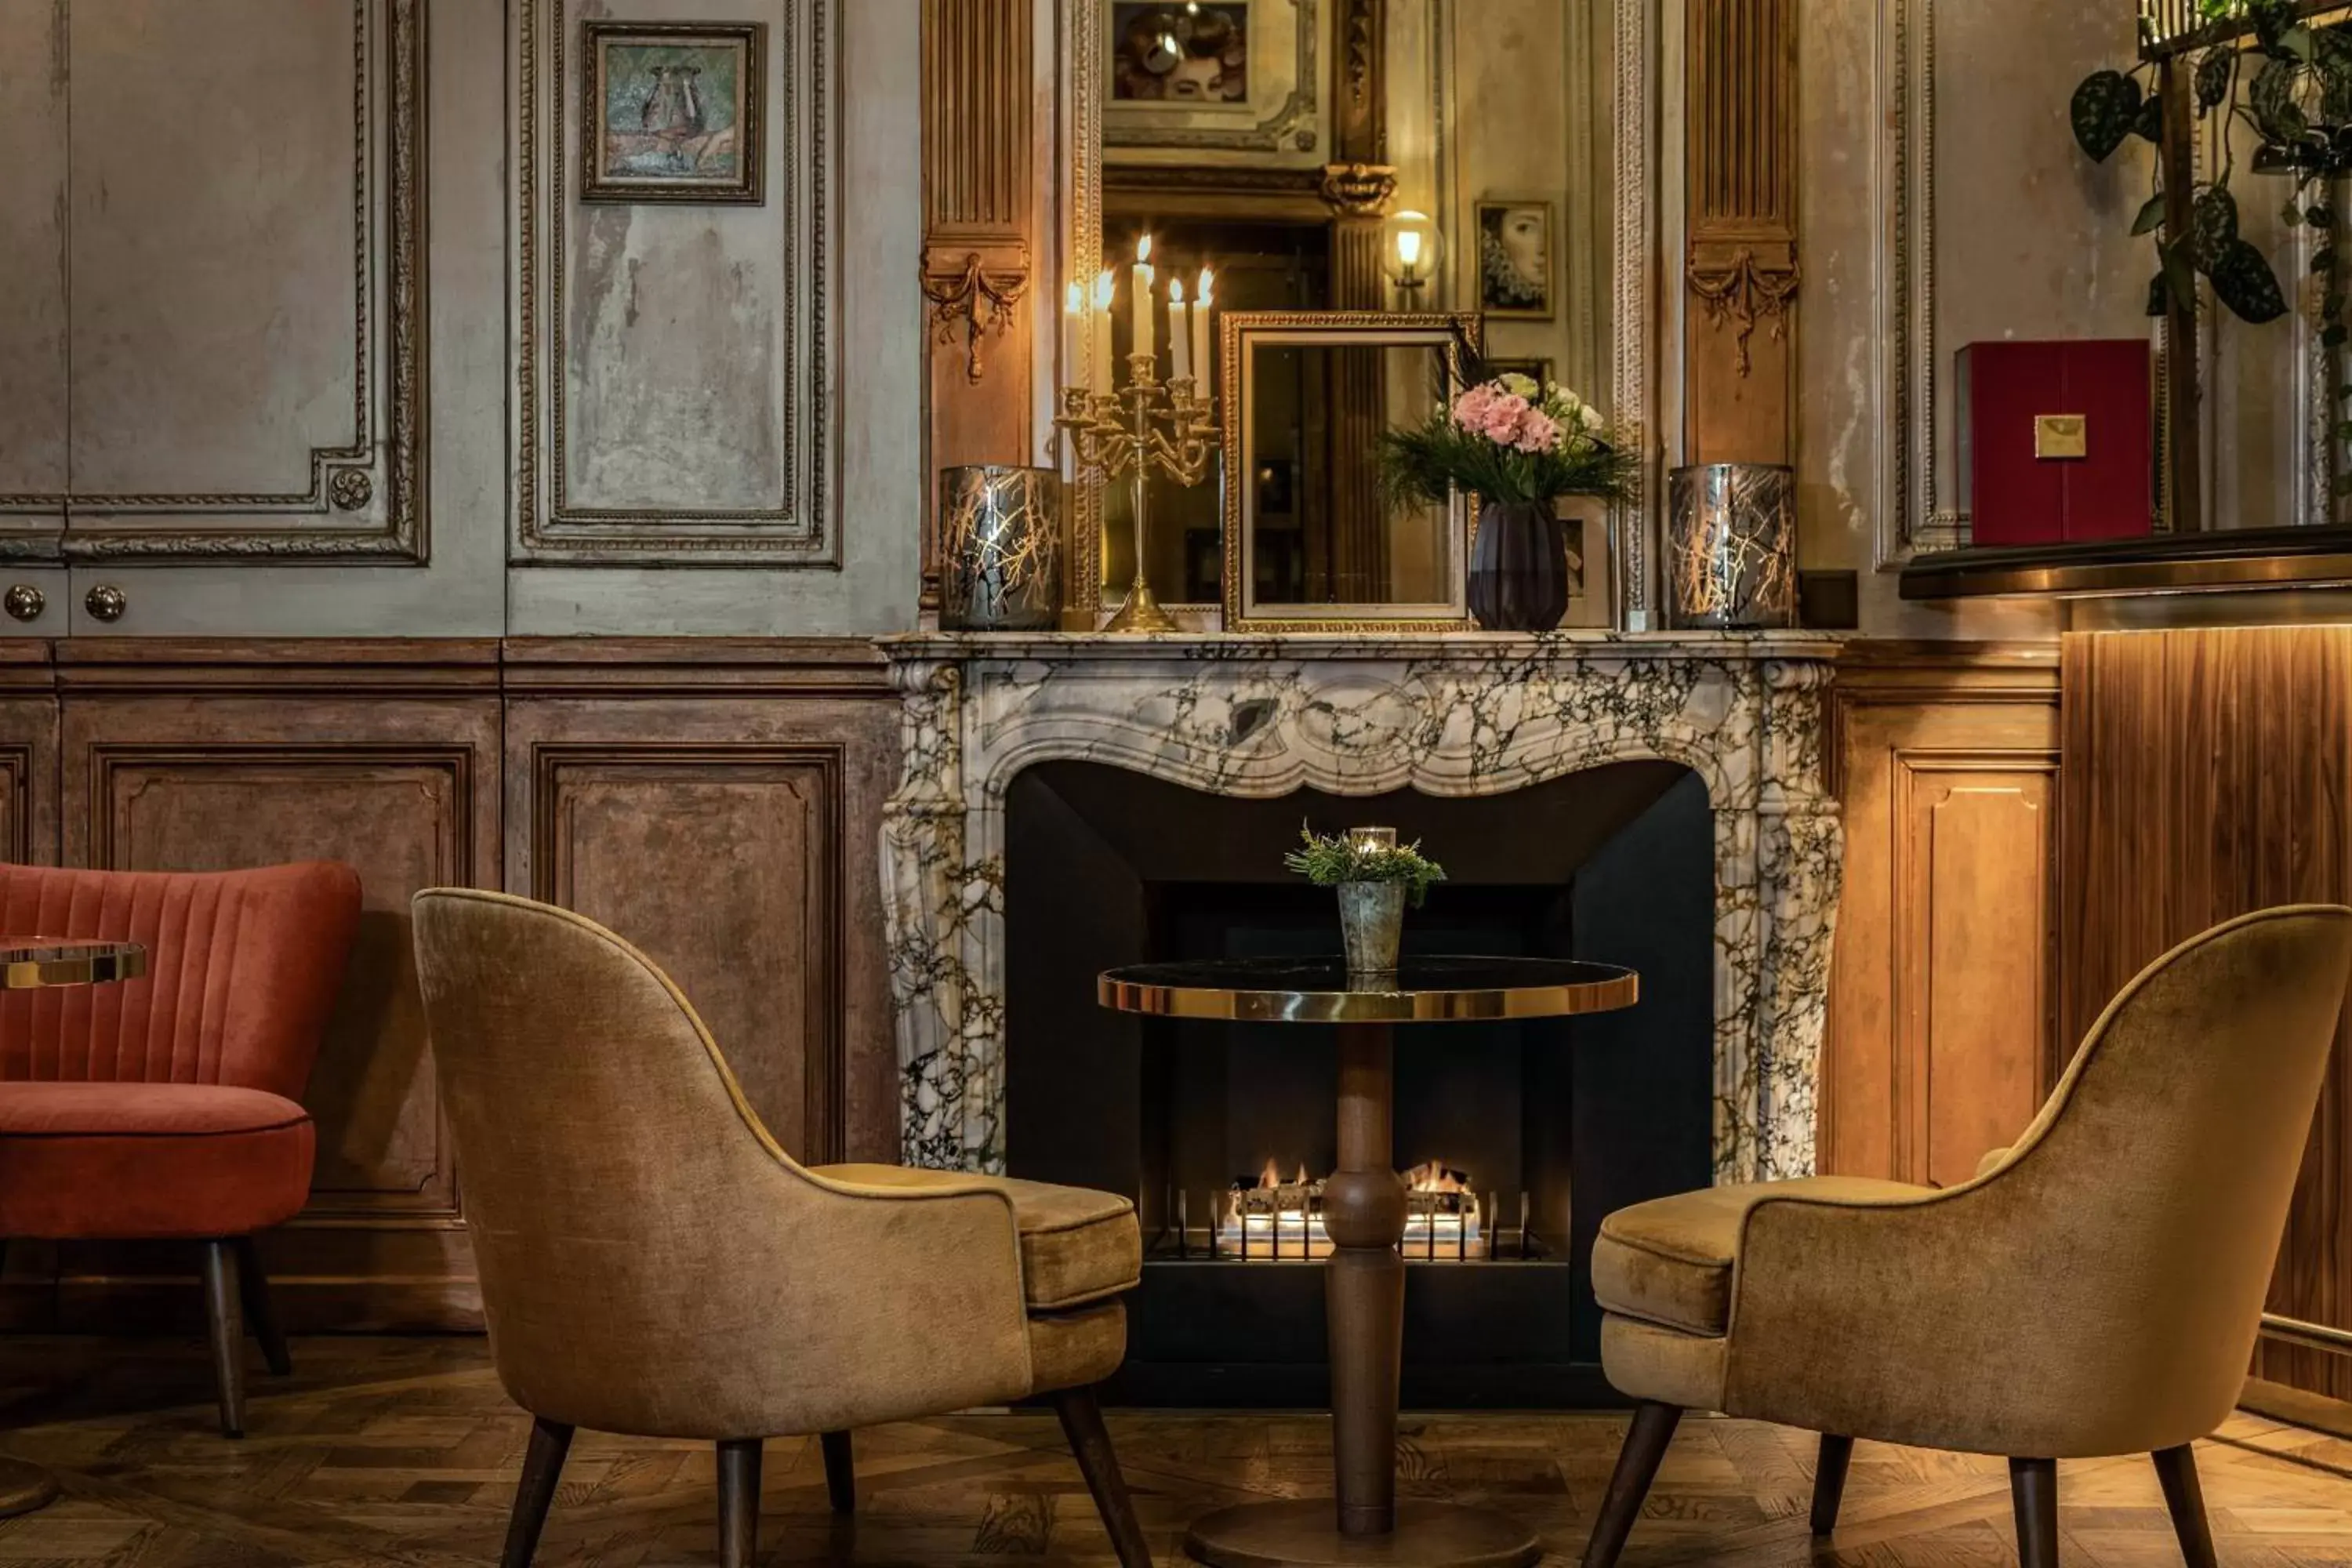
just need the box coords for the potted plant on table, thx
[1377,367,1635,631]
[1286,826,1446,979]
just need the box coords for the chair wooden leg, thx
[2010,1457,2059,1568]
[1581,1401,1682,1568]
[1052,1385,1152,1568]
[820,1429,855,1514]
[2152,1445,2217,1568]
[1811,1433,1854,1536]
[198,1240,246,1438]
[230,1236,291,1377]
[717,1439,762,1568]
[501,1417,573,1568]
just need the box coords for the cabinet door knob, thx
[3,586,44,623]
[84,584,126,623]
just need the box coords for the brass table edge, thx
[1098,968,1639,1023]
[0,942,147,992]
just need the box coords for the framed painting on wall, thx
[1101,0,1320,161]
[583,20,765,205]
[1475,198,1557,320]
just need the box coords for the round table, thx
[1098,955,1639,1568]
[0,938,147,1518]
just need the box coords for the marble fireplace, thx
[878,633,1845,1185]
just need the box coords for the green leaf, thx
[2196,47,2234,110]
[2283,24,2317,61]
[2189,187,2241,270]
[2314,205,2340,227]
[2212,238,2291,322]
[2332,472,2352,496]
[2334,419,2352,441]
[2132,193,2169,236]
[2315,246,2339,274]
[2327,322,2350,347]
[2251,57,2309,142]
[2131,93,2166,143]
[2288,198,2310,227]
[2147,270,2174,316]
[2161,239,2201,314]
[2071,71,2142,162]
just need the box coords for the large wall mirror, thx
[1058,0,1633,627]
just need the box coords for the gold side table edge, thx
[1098,971,1639,1023]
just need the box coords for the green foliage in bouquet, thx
[1283,825,1447,908]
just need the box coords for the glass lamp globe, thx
[1381,210,1443,296]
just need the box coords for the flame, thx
[1259,1158,1281,1189]
[1170,277,1186,306]
[1403,1162,1469,1194]
[1137,233,1155,263]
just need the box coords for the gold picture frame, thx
[583,20,766,205]
[1219,310,1483,633]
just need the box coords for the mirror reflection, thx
[1079,0,1610,615]
[1232,328,1467,619]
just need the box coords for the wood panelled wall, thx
[2061,626,2352,1401]
[1824,643,2061,1186]
[0,639,900,1334]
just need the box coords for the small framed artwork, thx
[1110,2,1250,105]
[1485,358,1555,388]
[1475,198,1557,320]
[583,21,765,205]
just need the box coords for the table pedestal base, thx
[0,1457,57,1516]
[1185,1500,1541,1568]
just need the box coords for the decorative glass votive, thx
[939,465,1064,632]
[1668,463,1798,630]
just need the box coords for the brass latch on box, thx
[2034,414,2088,460]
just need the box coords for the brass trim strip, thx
[0,942,147,992]
[1098,967,1639,1024]
[2262,1312,2352,1357]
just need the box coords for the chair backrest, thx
[1979,903,2352,1441]
[0,862,362,1099]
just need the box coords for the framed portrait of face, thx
[583,21,765,204]
[1475,198,1557,320]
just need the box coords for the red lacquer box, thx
[1956,339,2154,546]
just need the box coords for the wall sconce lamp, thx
[1381,209,1441,300]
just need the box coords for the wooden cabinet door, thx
[1824,646,2060,1185]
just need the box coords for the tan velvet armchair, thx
[411,890,1152,1568]
[1581,905,2352,1568]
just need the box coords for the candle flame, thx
[1065,281,1083,315]
[1198,267,1214,306]
[1137,233,1154,263]
[1092,270,1116,310]
[1170,277,1185,305]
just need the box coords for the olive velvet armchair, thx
[1581,904,2352,1568]
[411,889,1151,1568]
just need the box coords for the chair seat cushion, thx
[1593,1176,1929,1336]
[0,1082,316,1240]
[815,1164,1142,1310]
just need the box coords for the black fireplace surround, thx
[1004,760,1715,1409]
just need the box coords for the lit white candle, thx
[1168,277,1192,383]
[1063,281,1086,391]
[1133,234,1156,372]
[1091,269,1116,394]
[1193,268,1214,392]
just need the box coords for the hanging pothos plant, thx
[2071,0,2352,491]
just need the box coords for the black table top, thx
[1096,955,1639,1024]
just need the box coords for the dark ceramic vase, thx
[1467,499,1570,632]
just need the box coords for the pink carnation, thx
[1451,381,1563,454]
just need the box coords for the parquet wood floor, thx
[0,1337,2349,1566]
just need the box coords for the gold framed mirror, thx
[1219,310,1480,630]
[1056,0,1648,629]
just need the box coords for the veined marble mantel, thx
[878,632,1846,1186]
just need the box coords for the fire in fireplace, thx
[1175,1159,1533,1262]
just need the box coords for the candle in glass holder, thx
[1168,278,1192,383]
[1348,826,1399,855]
[1133,234,1156,371]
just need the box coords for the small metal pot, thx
[1336,881,1407,979]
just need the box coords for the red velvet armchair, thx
[0,863,362,1436]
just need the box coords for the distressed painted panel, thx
[0,1,67,506]
[67,0,361,498]
[514,0,836,564]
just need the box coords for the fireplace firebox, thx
[1004,759,1715,1407]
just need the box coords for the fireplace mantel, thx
[877,631,1846,1186]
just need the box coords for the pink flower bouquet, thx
[1376,369,1633,510]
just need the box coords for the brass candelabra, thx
[1057,354,1218,633]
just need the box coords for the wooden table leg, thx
[1183,1022,1541,1568]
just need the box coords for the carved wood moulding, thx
[1684,0,1798,464]
[0,0,428,564]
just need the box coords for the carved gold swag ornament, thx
[1688,247,1799,377]
[922,249,1031,383]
